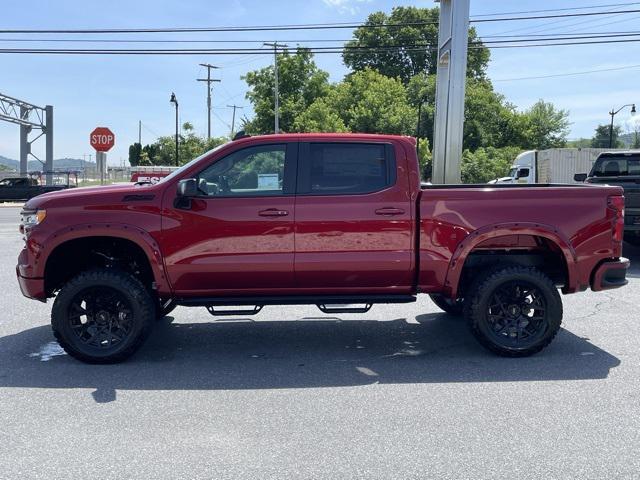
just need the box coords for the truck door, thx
[293,141,414,292]
[161,142,297,296]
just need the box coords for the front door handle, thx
[258,208,289,217]
[375,207,405,216]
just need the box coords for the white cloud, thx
[322,0,373,15]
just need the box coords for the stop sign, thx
[90,127,115,152]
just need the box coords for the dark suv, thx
[576,151,640,245]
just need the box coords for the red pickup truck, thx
[17,133,629,363]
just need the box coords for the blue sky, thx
[1,0,640,164]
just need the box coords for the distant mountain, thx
[0,155,95,172]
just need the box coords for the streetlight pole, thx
[170,92,179,166]
[609,103,636,148]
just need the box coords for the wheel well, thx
[44,236,155,296]
[457,235,568,297]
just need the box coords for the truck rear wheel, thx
[51,269,155,364]
[429,294,464,316]
[464,266,562,357]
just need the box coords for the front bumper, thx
[16,246,46,302]
[591,257,629,292]
[16,268,46,302]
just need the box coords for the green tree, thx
[128,142,142,167]
[461,146,521,183]
[343,6,490,84]
[566,138,591,148]
[591,124,622,148]
[294,68,416,135]
[407,73,529,151]
[128,122,227,167]
[243,48,330,134]
[521,100,569,149]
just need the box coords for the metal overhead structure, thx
[0,92,53,185]
[432,0,470,184]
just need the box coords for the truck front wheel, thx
[51,269,155,364]
[464,266,562,357]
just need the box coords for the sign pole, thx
[89,127,115,185]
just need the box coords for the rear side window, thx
[299,142,395,195]
[590,155,640,177]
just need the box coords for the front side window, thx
[197,144,286,196]
[302,143,393,195]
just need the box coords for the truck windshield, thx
[590,155,640,177]
[157,142,229,184]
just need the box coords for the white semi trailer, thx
[491,148,611,184]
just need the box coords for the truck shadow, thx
[0,313,620,403]
[624,241,640,278]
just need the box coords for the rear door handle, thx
[258,208,289,217]
[375,207,405,216]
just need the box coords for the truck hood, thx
[488,177,514,184]
[24,183,159,210]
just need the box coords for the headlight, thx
[20,209,46,233]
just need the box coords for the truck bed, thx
[418,183,623,296]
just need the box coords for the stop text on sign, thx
[90,127,115,152]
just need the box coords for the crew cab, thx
[575,150,640,246]
[16,134,629,363]
[0,176,72,202]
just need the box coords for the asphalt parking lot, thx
[1,205,639,479]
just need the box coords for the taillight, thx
[608,195,625,243]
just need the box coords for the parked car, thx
[17,134,628,363]
[575,150,640,245]
[0,176,72,201]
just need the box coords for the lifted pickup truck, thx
[17,134,629,363]
[575,150,640,246]
[0,176,72,202]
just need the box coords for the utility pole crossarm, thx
[263,42,288,133]
[197,63,220,140]
[226,104,244,137]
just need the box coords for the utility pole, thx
[197,63,220,139]
[263,42,288,133]
[138,120,141,144]
[227,104,244,138]
[432,0,470,184]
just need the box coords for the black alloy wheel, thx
[52,269,155,363]
[465,266,562,357]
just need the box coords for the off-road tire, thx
[464,266,562,357]
[51,269,155,364]
[429,294,464,316]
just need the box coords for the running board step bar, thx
[179,294,416,307]
[317,304,372,314]
[206,305,263,316]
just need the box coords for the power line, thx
[470,8,640,23]
[471,2,640,17]
[485,3,635,37]
[494,63,640,81]
[3,35,640,55]
[3,9,640,34]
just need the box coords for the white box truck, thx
[491,148,611,184]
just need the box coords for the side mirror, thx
[574,173,588,182]
[177,178,197,197]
